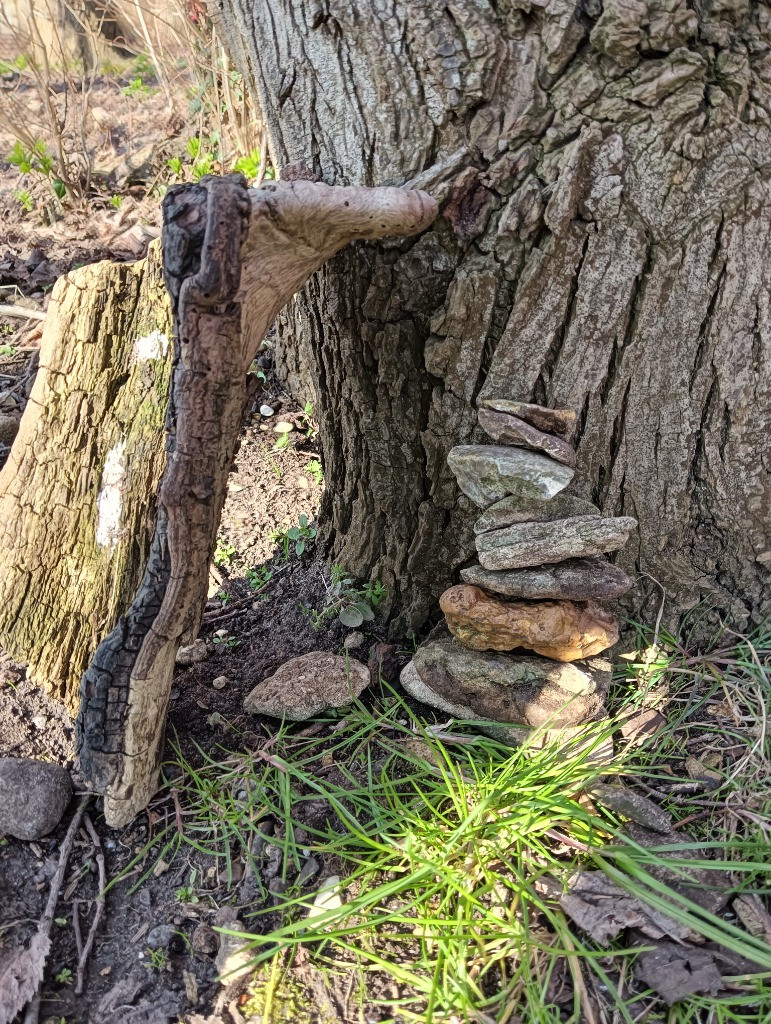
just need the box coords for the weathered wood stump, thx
[0,246,172,706]
[77,176,437,825]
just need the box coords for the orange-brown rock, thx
[439,585,619,662]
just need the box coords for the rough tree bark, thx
[219,0,771,637]
[76,176,436,826]
[0,246,172,707]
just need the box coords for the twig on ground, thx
[0,304,46,321]
[23,795,91,1024]
[202,581,274,625]
[74,814,107,995]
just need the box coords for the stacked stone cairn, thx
[401,397,638,748]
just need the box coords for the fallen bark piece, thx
[476,515,638,570]
[634,942,722,1005]
[559,871,694,946]
[440,585,619,661]
[474,493,600,534]
[624,823,733,915]
[479,398,576,440]
[0,758,72,841]
[447,445,574,507]
[589,784,673,834]
[76,176,437,826]
[402,636,609,729]
[460,558,633,601]
[478,407,576,466]
[244,652,370,720]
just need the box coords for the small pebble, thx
[32,714,47,730]
[212,675,229,690]
[259,405,274,417]
[343,631,365,650]
[274,422,294,433]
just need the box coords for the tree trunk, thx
[0,245,172,708]
[219,0,771,638]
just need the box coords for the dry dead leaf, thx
[733,894,771,944]
[0,933,51,1024]
[634,940,722,1005]
[559,871,695,945]
[685,756,723,790]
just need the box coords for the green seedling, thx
[213,537,237,566]
[270,515,316,560]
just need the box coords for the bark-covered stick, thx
[76,176,437,827]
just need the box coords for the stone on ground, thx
[479,398,576,439]
[0,757,73,840]
[474,493,600,534]
[447,445,574,507]
[401,637,610,733]
[244,651,370,720]
[176,638,208,666]
[476,515,638,570]
[478,407,576,466]
[440,585,619,661]
[461,557,633,600]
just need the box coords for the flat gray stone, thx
[244,651,370,720]
[474,493,600,535]
[476,515,638,570]
[460,557,633,600]
[478,407,576,466]
[447,445,574,508]
[0,757,73,841]
[402,637,610,735]
[479,398,576,440]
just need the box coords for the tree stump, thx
[0,245,172,707]
[76,176,437,825]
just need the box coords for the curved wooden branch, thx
[76,176,437,826]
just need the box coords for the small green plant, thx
[13,189,33,213]
[308,565,386,629]
[212,631,240,649]
[0,344,18,358]
[110,194,122,209]
[146,947,168,971]
[232,147,261,179]
[121,75,153,98]
[166,156,183,178]
[174,874,199,903]
[0,54,28,74]
[213,537,237,567]
[273,431,291,451]
[306,459,323,486]
[270,515,316,560]
[299,401,317,439]
[246,566,272,590]
[55,967,74,985]
[216,589,231,607]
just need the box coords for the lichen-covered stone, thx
[478,407,576,466]
[460,558,633,600]
[401,637,610,733]
[479,399,576,440]
[0,757,73,840]
[476,515,638,570]
[440,585,619,661]
[244,651,370,720]
[447,445,574,507]
[474,493,600,534]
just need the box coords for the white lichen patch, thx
[95,440,127,551]
[132,329,169,362]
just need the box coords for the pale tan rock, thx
[439,585,619,661]
[244,651,370,720]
